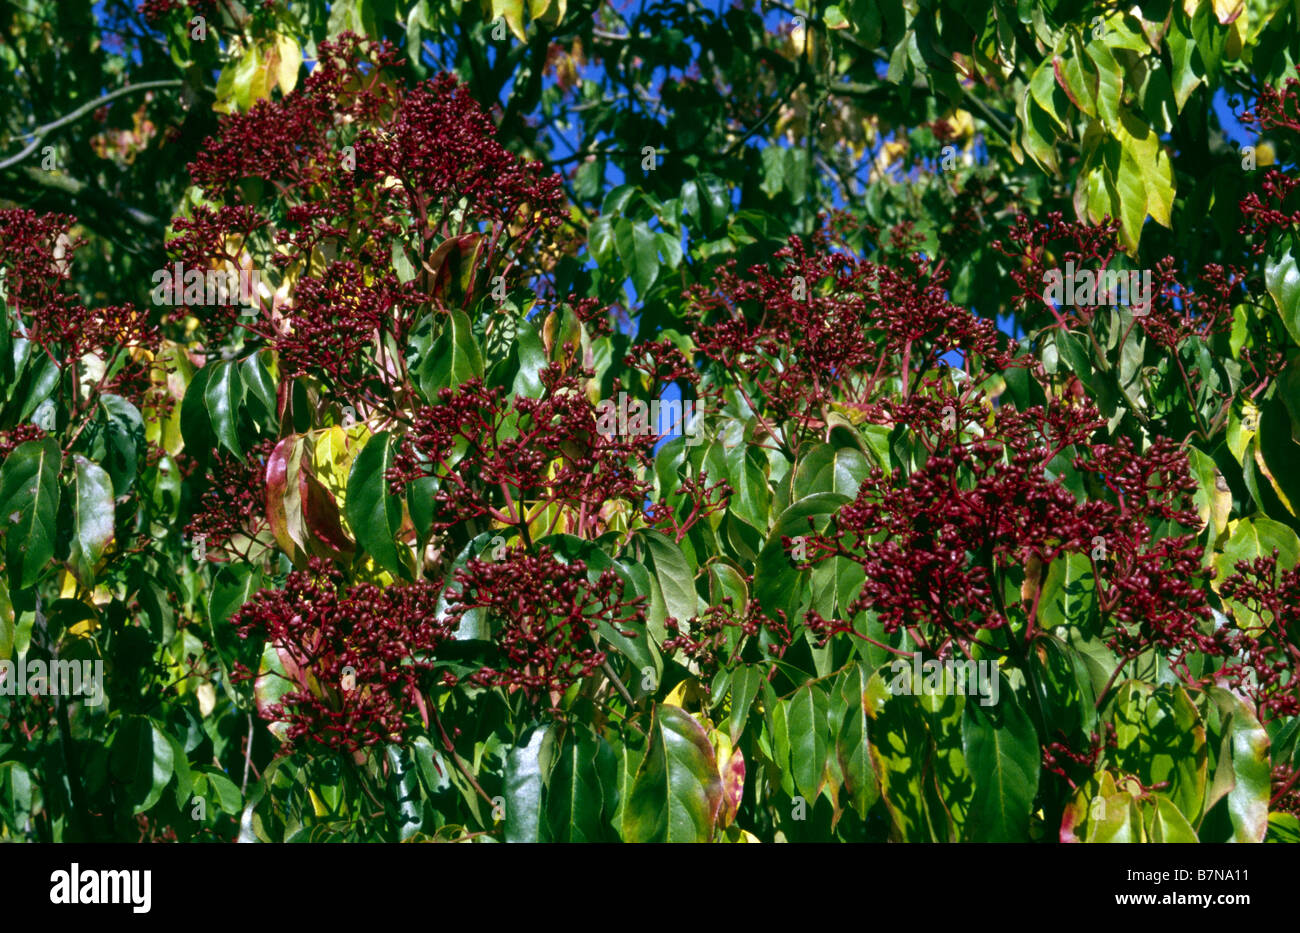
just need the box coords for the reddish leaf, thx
[299,460,355,560]
[427,233,485,306]
[718,745,745,829]
[266,435,309,564]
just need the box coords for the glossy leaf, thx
[545,726,606,843]
[961,679,1040,842]
[67,456,114,587]
[420,309,485,398]
[345,432,409,578]
[204,360,246,458]
[624,705,723,843]
[0,438,60,590]
[504,726,551,843]
[110,717,175,814]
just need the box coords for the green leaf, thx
[179,364,215,457]
[786,683,831,802]
[1032,633,1097,741]
[68,456,114,587]
[1207,687,1270,842]
[385,745,424,840]
[510,317,547,399]
[204,360,245,458]
[1019,92,1059,174]
[1111,683,1207,824]
[1037,551,1098,632]
[728,665,764,743]
[503,726,550,842]
[240,350,278,426]
[1166,13,1203,110]
[1213,516,1300,629]
[1116,108,1174,228]
[1054,33,1097,117]
[90,395,145,495]
[206,566,262,708]
[203,769,242,815]
[588,215,615,264]
[166,730,193,810]
[433,532,496,641]
[1085,39,1123,132]
[793,444,870,499]
[345,432,409,579]
[1267,812,1300,842]
[1265,243,1300,346]
[0,577,12,661]
[753,492,850,620]
[624,704,723,842]
[656,232,683,271]
[614,217,660,296]
[545,726,606,842]
[491,0,526,41]
[760,145,786,199]
[864,667,931,841]
[1255,392,1300,516]
[1145,795,1199,842]
[110,717,176,814]
[1112,135,1150,251]
[637,529,698,626]
[0,438,61,590]
[719,442,771,531]
[682,175,729,235]
[1030,58,1070,133]
[420,309,485,398]
[836,661,879,818]
[960,679,1040,842]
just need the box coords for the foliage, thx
[1,0,1299,842]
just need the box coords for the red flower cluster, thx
[1217,555,1300,720]
[231,559,450,752]
[169,36,565,412]
[689,232,1004,445]
[0,209,155,363]
[624,339,700,391]
[0,423,48,461]
[995,213,1240,352]
[799,391,1221,668]
[184,438,276,558]
[138,0,216,24]
[444,546,646,704]
[664,600,792,676]
[389,366,654,539]
[647,470,731,544]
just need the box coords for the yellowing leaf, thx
[1085,40,1123,133]
[1115,109,1175,228]
[308,788,330,817]
[492,0,526,41]
[1213,0,1244,24]
[274,35,302,96]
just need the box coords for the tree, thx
[0,0,1297,843]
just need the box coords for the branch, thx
[0,79,184,171]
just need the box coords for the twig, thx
[0,79,184,170]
